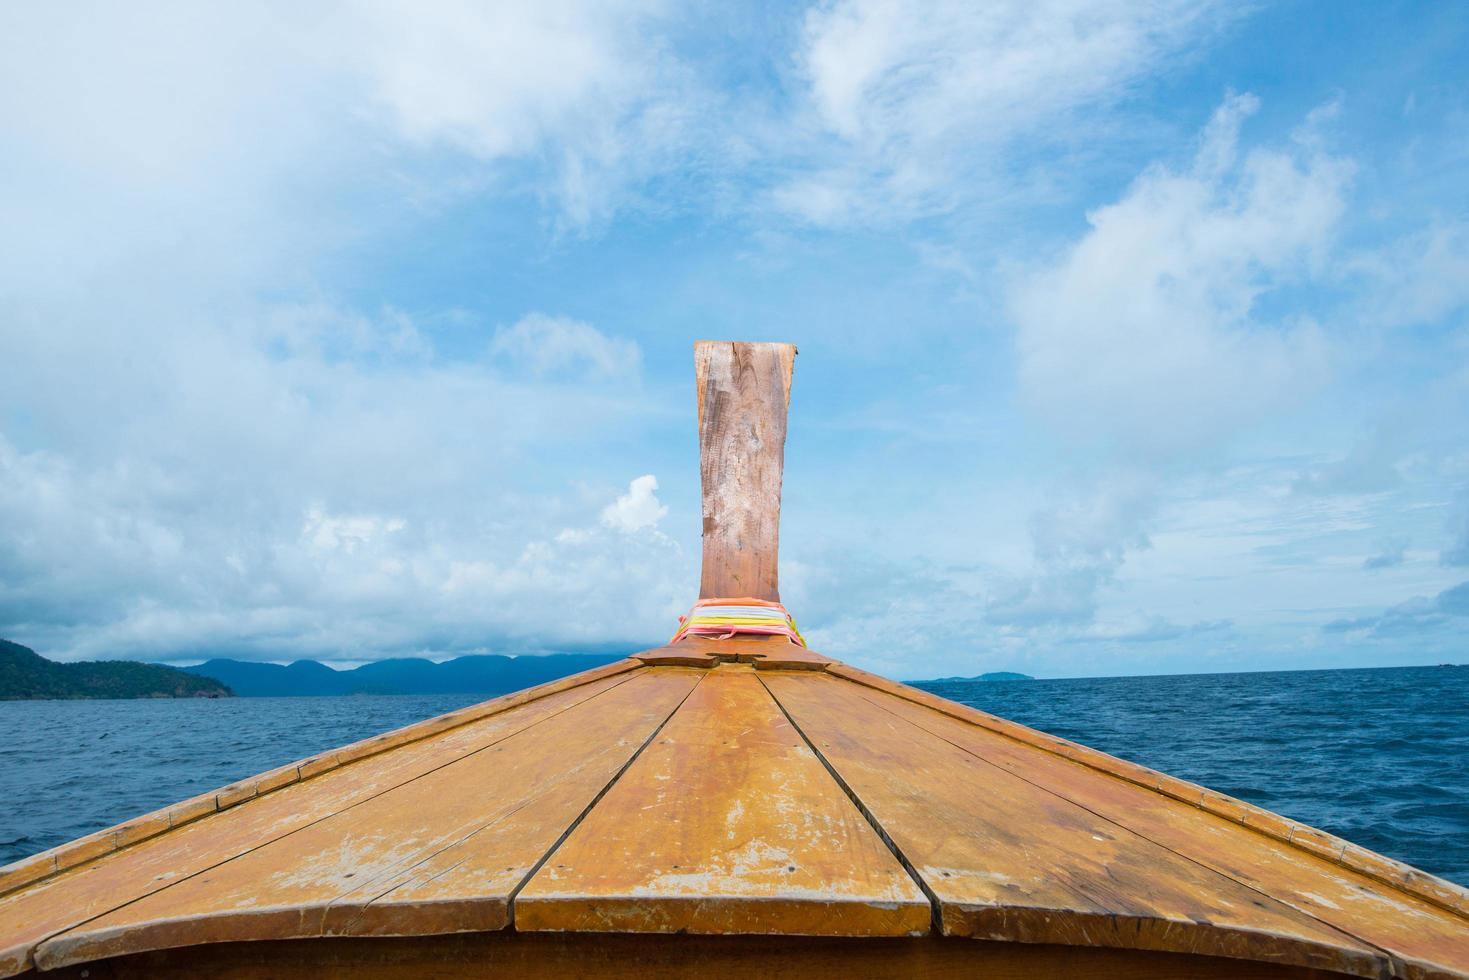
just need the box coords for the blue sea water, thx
[0,664,1465,885]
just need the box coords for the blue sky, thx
[1,1,1467,679]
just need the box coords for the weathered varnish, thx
[516,665,929,937]
[696,340,795,601]
[1,341,1465,980]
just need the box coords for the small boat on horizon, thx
[1,341,1465,979]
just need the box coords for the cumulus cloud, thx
[2,3,1464,681]
[0,0,692,269]
[0,422,691,662]
[0,298,674,664]
[0,3,699,663]
[987,477,1155,628]
[491,314,642,378]
[990,95,1352,637]
[600,475,669,533]
[1011,93,1345,458]
[349,0,698,227]
[785,550,990,679]
[778,0,1235,223]
[357,2,662,156]
[0,0,1254,245]
[1347,223,1469,330]
[302,508,407,554]
[0,3,696,665]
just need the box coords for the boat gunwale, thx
[27,891,1390,979]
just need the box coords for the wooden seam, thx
[838,677,1398,977]
[754,672,940,935]
[0,659,645,899]
[24,669,657,976]
[504,670,709,927]
[825,663,1469,920]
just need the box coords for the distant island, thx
[182,653,625,697]
[0,639,232,700]
[0,639,630,700]
[2,642,1035,700]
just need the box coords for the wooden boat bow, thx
[1,341,1466,979]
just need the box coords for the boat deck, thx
[2,639,1466,979]
[5,341,1466,978]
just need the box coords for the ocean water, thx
[1,665,1465,885]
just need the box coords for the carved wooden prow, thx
[696,340,796,602]
[635,341,827,669]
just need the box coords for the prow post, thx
[695,340,796,601]
[635,341,827,667]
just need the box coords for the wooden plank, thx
[829,663,1469,920]
[0,667,640,979]
[838,679,1469,980]
[761,671,1391,979]
[38,932,1356,980]
[34,669,704,971]
[634,634,833,670]
[516,664,930,936]
[695,340,796,601]
[0,658,641,898]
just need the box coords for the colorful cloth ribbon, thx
[670,597,806,647]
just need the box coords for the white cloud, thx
[987,476,1155,628]
[1011,93,1345,458]
[0,0,690,279]
[0,295,670,664]
[0,3,688,664]
[1347,223,1469,330]
[2,4,1465,682]
[983,95,1352,637]
[302,508,407,554]
[0,0,1254,247]
[349,0,696,226]
[780,0,1235,223]
[0,422,692,662]
[357,3,654,157]
[491,313,642,378]
[600,475,669,533]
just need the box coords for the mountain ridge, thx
[181,652,626,697]
[0,639,232,700]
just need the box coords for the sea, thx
[1,664,1465,885]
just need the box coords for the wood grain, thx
[827,662,1469,918]
[516,664,930,936]
[0,658,642,900]
[634,634,832,670]
[839,679,1469,980]
[695,340,796,601]
[33,669,703,971]
[0,668,640,979]
[37,932,1357,980]
[761,671,1392,979]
